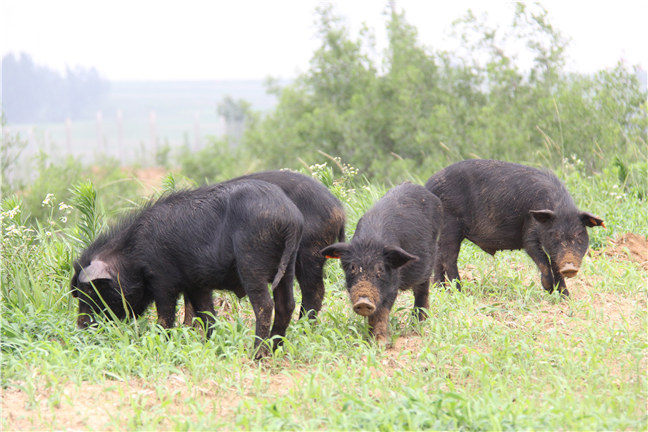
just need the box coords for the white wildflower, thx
[45,231,52,237]
[60,216,67,223]
[42,193,55,207]
[3,206,20,219]
[58,202,73,212]
[6,224,19,236]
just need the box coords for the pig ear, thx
[320,243,350,259]
[79,260,113,283]
[530,209,555,224]
[383,246,419,269]
[580,212,605,228]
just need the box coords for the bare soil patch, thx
[133,166,167,195]
[2,369,304,430]
[605,233,648,271]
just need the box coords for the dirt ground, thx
[604,233,648,271]
[133,166,168,195]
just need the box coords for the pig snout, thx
[353,297,376,316]
[349,280,380,317]
[559,262,579,278]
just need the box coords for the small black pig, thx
[320,183,442,344]
[425,159,605,297]
[184,170,345,324]
[70,180,303,357]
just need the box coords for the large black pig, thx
[70,180,303,357]
[183,170,346,324]
[425,159,605,297]
[320,183,442,345]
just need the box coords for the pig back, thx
[425,160,573,250]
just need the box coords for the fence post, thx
[194,112,201,150]
[117,109,123,159]
[65,118,72,154]
[149,110,157,165]
[96,110,104,154]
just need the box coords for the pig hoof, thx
[414,308,429,322]
[253,341,272,360]
[559,288,570,298]
[254,347,270,360]
[374,334,389,348]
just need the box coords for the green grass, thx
[1,162,646,430]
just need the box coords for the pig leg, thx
[248,288,274,358]
[524,242,557,294]
[239,268,274,358]
[368,308,391,346]
[296,253,325,320]
[183,300,195,327]
[269,271,296,350]
[436,219,463,291]
[413,281,430,321]
[153,291,178,329]
[186,289,217,338]
[432,253,446,288]
[550,264,569,297]
[368,292,397,346]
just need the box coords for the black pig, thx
[70,180,303,357]
[320,183,442,344]
[183,170,345,323]
[425,159,605,296]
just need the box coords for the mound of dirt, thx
[605,233,648,271]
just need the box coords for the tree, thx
[243,4,647,178]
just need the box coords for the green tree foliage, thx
[178,137,258,184]
[244,4,647,179]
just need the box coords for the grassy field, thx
[1,162,646,430]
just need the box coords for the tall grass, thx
[1,160,646,430]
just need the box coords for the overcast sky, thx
[2,0,647,81]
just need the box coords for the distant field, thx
[6,80,279,164]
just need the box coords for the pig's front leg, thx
[368,293,396,346]
[524,240,562,295]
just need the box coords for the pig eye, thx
[348,263,360,273]
[375,263,385,276]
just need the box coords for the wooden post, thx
[45,129,51,154]
[117,109,123,158]
[149,110,157,164]
[194,112,201,150]
[65,118,72,153]
[96,110,104,153]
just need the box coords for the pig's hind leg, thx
[269,268,297,349]
[412,281,430,321]
[435,219,464,291]
[296,252,325,319]
[236,264,274,358]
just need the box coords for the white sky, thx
[1,0,647,81]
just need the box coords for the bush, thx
[243,4,647,179]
